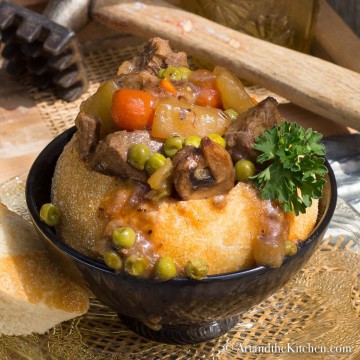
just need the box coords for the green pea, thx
[185,258,209,280]
[128,144,151,170]
[112,227,136,249]
[103,250,123,271]
[234,159,255,181]
[40,203,61,226]
[125,254,147,276]
[157,68,165,78]
[145,153,167,175]
[208,134,226,148]
[285,240,298,256]
[163,136,184,158]
[159,66,191,81]
[184,136,201,148]
[155,256,177,281]
[224,108,239,122]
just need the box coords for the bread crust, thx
[0,203,89,336]
[52,138,319,275]
[52,135,119,257]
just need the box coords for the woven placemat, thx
[0,174,359,360]
[27,45,140,137]
[0,43,359,359]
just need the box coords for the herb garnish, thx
[250,121,328,216]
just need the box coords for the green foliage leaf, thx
[250,122,328,216]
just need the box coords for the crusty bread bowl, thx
[52,136,318,275]
[50,38,325,278]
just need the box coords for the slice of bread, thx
[0,203,90,336]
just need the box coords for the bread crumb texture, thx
[0,203,89,336]
[52,138,319,276]
[52,135,118,257]
[150,183,318,274]
[0,253,89,312]
[286,199,319,242]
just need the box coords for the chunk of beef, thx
[89,130,163,182]
[116,70,160,91]
[76,112,101,160]
[117,37,189,76]
[172,137,235,200]
[164,51,188,68]
[224,97,284,162]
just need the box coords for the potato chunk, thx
[151,98,230,139]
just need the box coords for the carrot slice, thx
[111,89,155,130]
[196,87,222,108]
[189,69,222,108]
[160,78,177,94]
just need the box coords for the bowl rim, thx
[25,126,338,283]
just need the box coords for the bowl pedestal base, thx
[119,314,240,344]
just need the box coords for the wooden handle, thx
[313,0,360,73]
[92,0,360,131]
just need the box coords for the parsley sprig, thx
[250,121,328,216]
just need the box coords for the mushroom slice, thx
[172,137,235,200]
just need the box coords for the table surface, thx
[1,13,360,360]
[0,20,358,185]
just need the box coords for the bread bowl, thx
[49,38,325,278]
[26,38,337,343]
[26,127,336,343]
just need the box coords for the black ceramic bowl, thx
[26,126,337,344]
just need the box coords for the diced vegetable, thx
[151,98,231,139]
[40,203,61,226]
[127,144,152,170]
[185,258,209,280]
[112,227,136,249]
[196,87,222,108]
[155,256,177,281]
[208,133,226,148]
[253,235,285,268]
[184,136,201,148]
[234,159,255,181]
[285,240,297,256]
[214,66,254,114]
[148,158,173,190]
[146,158,173,200]
[145,153,167,175]
[163,136,184,158]
[111,88,155,131]
[158,66,191,81]
[77,80,118,137]
[125,254,147,276]
[188,69,215,87]
[103,250,123,271]
[160,78,177,95]
[189,69,222,108]
[224,108,238,121]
